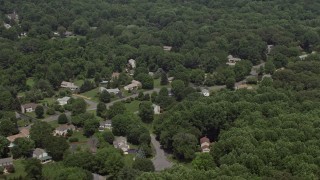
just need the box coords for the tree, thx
[105,153,124,176]
[97,102,107,118]
[172,133,198,160]
[102,131,114,144]
[107,102,126,119]
[160,72,169,85]
[171,80,185,101]
[226,77,235,90]
[112,114,133,136]
[44,136,69,161]
[0,119,18,137]
[30,121,54,148]
[265,61,275,75]
[72,19,90,35]
[35,105,44,118]
[132,158,155,172]
[11,138,35,158]
[139,102,154,123]
[117,167,140,180]
[24,158,43,180]
[58,113,68,124]
[100,90,111,103]
[192,153,215,171]
[136,73,154,89]
[72,98,87,115]
[83,119,99,137]
[0,136,9,158]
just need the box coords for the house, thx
[262,74,272,80]
[113,136,130,154]
[148,72,154,77]
[0,157,13,167]
[100,80,109,86]
[7,128,30,147]
[299,54,309,60]
[163,46,172,51]
[124,80,141,91]
[54,124,75,136]
[201,89,210,97]
[99,120,112,131]
[267,45,274,54]
[64,31,73,37]
[21,103,38,113]
[57,96,71,106]
[152,104,161,114]
[61,81,79,91]
[128,59,136,69]
[87,137,99,154]
[226,55,241,65]
[99,87,120,95]
[3,23,11,29]
[200,136,210,153]
[168,77,174,83]
[32,148,52,163]
[112,72,120,79]
[6,11,19,22]
[236,84,253,90]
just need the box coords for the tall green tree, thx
[35,105,44,118]
[138,102,154,123]
[24,158,43,180]
[132,158,155,172]
[11,138,35,158]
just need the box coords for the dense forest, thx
[1,0,320,179]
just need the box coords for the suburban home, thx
[0,157,13,168]
[6,11,19,22]
[124,80,141,91]
[3,23,11,29]
[168,77,174,83]
[7,128,30,147]
[32,148,52,163]
[61,81,79,91]
[113,136,130,154]
[152,104,161,114]
[57,96,71,106]
[128,59,136,69]
[100,80,109,86]
[201,89,210,97]
[236,84,253,90]
[200,136,211,153]
[64,31,73,37]
[99,87,120,95]
[163,46,172,51]
[226,55,241,65]
[87,137,99,154]
[112,72,120,79]
[299,54,309,60]
[262,74,272,80]
[267,45,274,54]
[99,120,112,131]
[21,103,38,113]
[54,124,75,136]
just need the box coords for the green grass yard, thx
[154,78,170,89]
[26,77,35,87]
[125,100,140,113]
[5,159,26,179]
[80,87,99,102]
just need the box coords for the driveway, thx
[151,134,173,171]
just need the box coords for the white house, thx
[128,59,136,69]
[113,136,130,154]
[226,55,241,65]
[21,103,38,113]
[99,120,112,131]
[54,124,75,136]
[3,23,11,29]
[163,46,172,51]
[200,136,210,153]
[201,89,210,97]
[32,148,52,164]
[61,81,79,91]
[99,87,120,95]
[124,80,141,91]
[57,96,71,106]
[299,54,309,60]
[152,104,161,114]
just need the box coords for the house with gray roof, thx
[0,157,13,167]
[32,148,52,163]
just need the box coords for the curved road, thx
[151,134,173,171]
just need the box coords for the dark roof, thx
[33,148,46,156]
[0,157,13,165]
[21,103,38,109]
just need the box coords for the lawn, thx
[39,97,56,106]
[125,100,140,113]
[74,79,84,86]
[17,119,31,128]
[5,159,26,179]
[26,77,35,87]
[48,120,60,128]
[123,154,135,167]
[26,111,49,119]
[70,130,89,143]
[80,87,99,102]
[154,78,170,89]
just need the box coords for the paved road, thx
[151,134,173,171]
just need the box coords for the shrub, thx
[69,137,79,142]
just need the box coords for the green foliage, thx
[99,90,111,103]
[136,73,154,89]
[171,80,186,101]
[107,102,126,119]
[132,158,155,172]
[102,131,114,144]
[0,136,9,158]
[192,153,215,171]
[160,72,169,85]
[24,158,43,180]
[71,98,87,115]
[11,138,35,158]
[172,133,198,160]
[96,102,107,118]
[225,77,235,90]
[35,105,44,118]
[83,118,99,137]
[138,102,154,123]
[30,121,54,148]
[58,113,68,124]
